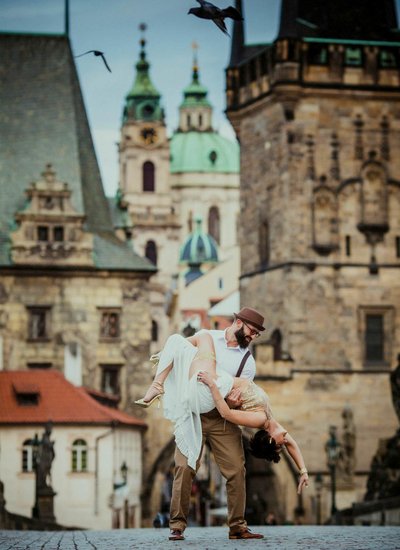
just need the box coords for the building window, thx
[345,47,363,66]
[143,161,155,192]
[145,240,157,265]
[99,309,121,340]
[308,44,328,65]
[100,365,121,396]
[396,236,400,258]
[379,49,398,68]
[359,307,393,367]
[53,226,64,242]
[27,306,50,340]
[71,439,88,472]
[199,113,203,128]
[259,220,270,268]
[187,114,191,127]
[151,320,158,342]
[27,363,52,369]
[37,226,49,242]
[208,206,220,244]
[22,440,34,472]
[365,314,384,362]
[345,235,351,257]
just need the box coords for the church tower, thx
[119,26,180,287]
[226,0,400,524]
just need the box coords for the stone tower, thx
[225,0,400,523]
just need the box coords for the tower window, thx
[187,114,191,127]
[208,206,220,244]
[145,240,157,265]
[71,439,88,472]
[99,309,121,340]
[143,161,155,192]
[37,226,49,242]
[365,314,384,362]
[100,364,121,396]
[259,220,270,268]
[345,47,362,66]
[151,320,159,342]
[345,236,351,257]
[396,236,400,258]
[199,114,203,128]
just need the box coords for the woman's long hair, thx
[249,430,281,463]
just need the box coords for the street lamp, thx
[314,473,323,525]
[120,461,128,485]
[325,425,340,519]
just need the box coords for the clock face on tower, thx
[140,127,158,145]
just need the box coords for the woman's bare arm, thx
[197,371,265,428]
[284,433,309,494]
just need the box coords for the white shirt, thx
[207,329,256,380]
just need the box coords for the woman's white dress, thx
[154,334,234,469]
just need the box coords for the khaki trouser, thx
[169,408,247,533]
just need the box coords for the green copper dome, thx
[180,217,219,265]
[123,35,164,123]
[170,131,239,173]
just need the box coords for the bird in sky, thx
[188,0,243,36]
[75,50,112,72]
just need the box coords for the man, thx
[169,307,265,541]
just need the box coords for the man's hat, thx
[234,307,265,332]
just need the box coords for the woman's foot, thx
[134,381,164,408]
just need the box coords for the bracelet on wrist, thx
[299,468,308,476]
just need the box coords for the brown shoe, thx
[169,529,185,541]
[229,528,264,540]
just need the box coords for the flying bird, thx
[75,50,112,72]
[188,0,243,36]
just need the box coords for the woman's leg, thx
[139,363,172,403]
[188,331,217,380]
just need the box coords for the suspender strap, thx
[235,350,251,378]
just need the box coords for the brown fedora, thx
[234,307,265,332]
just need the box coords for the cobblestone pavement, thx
[1,526,400,550]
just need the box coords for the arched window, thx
[72,439,88,472]
[208,206,220,244]
[151,320,159,342]
[259,220,270,267]
[145,240,157,266]
[142,161,155,192]
[199,113,203,128]
[22,439,33,472]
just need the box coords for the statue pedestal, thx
[32,487,57,523]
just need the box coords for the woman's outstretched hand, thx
[197,370,215,388]
[297,472,309,494]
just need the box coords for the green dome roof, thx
[170,131,239,173]
[179,217,219,265]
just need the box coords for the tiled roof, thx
[0,370,147,428]
[0,33,155,273]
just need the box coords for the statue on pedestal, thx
[32,422,56,522]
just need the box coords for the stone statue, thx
[35,422,55,490]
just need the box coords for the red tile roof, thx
[0,370,147,428]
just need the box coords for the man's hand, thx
[225,387,243,409]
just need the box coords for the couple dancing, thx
[136,307,308,540]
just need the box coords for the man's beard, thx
[234,326,252,348]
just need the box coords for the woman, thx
[136,331,309,493]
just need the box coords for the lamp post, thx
[314,473,323,525]
[120,461,128,485]
[325,425,340,519]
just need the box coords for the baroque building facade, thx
[225,0,400,523]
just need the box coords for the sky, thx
[1,0,281,196]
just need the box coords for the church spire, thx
[178,44,212,132]
[123,24,164,124]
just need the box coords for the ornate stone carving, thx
[10,164,94,266]
[312,176,338,255]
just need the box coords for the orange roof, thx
[0,370,146,428]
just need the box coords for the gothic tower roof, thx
[0,32,155,272]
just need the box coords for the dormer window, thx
[38,226,49,241]
[13,382,40,406]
